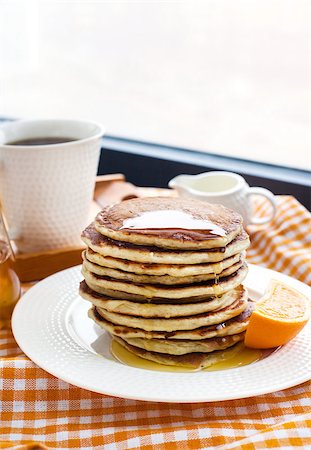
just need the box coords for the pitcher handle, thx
[247,187,277,225]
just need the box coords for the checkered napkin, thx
[1,195,310,449]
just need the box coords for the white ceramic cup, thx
[169,171,277,226]
[0,119,104,253]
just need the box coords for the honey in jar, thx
[0,240,21,326]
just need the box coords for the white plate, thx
[12,264,311,403]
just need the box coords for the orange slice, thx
[245,279,310,349]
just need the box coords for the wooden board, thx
[13,246,85,283]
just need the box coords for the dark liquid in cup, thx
[7,137,77,146]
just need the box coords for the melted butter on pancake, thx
[94,197,243,249]
[120,210,226,237]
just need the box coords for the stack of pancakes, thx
[80,197,252,370]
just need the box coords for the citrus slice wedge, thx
[245,279,311,349]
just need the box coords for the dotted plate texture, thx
[12,264,311,403]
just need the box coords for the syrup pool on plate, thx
[111,339,264,373]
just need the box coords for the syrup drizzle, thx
[120,210,226,237]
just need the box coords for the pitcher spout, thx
[168,174,193,191]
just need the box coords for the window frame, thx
[99,135,311,210]
[1,118,309,209]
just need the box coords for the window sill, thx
[100,135,311,210]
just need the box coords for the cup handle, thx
[247,187,277,225]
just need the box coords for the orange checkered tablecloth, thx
[1,195,311,449]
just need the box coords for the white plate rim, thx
[11,264,311,403]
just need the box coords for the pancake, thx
[81,263,248,299]
[85,248,245,277]
[80,281,246,318]
[88,301,254,339]
[81,224,250,265]
[113,337,245,369]
[81,197,251,370]
[84,285,224,303]
[82,251,245,285]
[95,295,248,332]
[121,332,245,355]
[94,197,243,250]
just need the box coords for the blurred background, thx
[0,0,309,170]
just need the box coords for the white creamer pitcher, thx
[169,171,277,226]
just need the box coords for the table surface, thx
[1,184,310,449]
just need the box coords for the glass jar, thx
[0,209,20,327]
